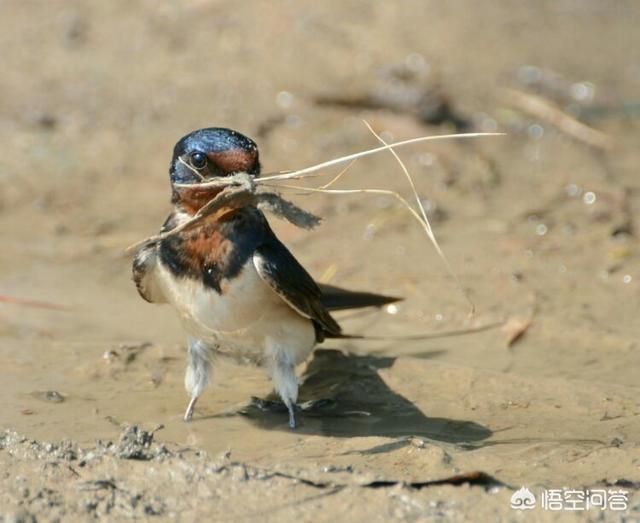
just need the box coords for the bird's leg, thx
[268,350,299,429]
[184,337,214,422]
[285,399,297,429]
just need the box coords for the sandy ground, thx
[1,0,640,521]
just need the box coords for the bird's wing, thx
[253,237,341,337]
[132,242,167,304]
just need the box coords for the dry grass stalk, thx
[174,132,504,189]
[504,88,613,151]
[125,175,320,253]
[362,121,475,314]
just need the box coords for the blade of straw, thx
[176,132,504,188]
[259,132,504,182]
[363,121,475,315]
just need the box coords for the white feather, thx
[152,259,316,366]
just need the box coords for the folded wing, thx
[253,237,342,338]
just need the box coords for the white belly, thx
[154,260,316,364]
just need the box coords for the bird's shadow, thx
[235,349,492,445]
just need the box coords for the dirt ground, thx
[1,1,640,521]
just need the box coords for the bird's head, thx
[169,127,260,212]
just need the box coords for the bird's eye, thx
[190,152,207,169]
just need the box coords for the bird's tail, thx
[319,283,401,311]
[318,284,502,341]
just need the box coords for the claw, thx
[184,396,197,422]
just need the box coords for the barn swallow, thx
[132,127,400,428]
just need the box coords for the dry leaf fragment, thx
[502,316,534,348]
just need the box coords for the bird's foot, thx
[184,396,198,422]
[285,400,297,429]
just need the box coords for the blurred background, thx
[1,0,639,515]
